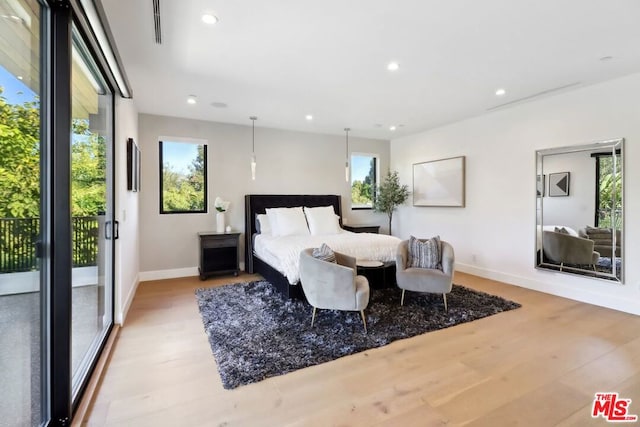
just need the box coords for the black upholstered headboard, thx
[244,194,342,273]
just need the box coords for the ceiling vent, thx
[487,82,581,111]
[152,0,162,44]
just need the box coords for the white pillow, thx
[256,214,272,235]
[265,207,310,237]
[304,206,340,235]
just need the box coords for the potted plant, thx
[373,171,410,235]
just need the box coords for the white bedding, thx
[254,230,401,284]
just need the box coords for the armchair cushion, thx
[408,235,441,270]
[312,243,336,263]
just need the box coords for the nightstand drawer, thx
[202,237,237,248]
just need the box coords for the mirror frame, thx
[535,138,624,283]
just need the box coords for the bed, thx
[244,194,401,299]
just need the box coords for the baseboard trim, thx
[139,267,199,282]
[139,262,246,283]
[456,263,640,315]
[116,273,139,325]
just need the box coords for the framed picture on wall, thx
[413,156,466,207]
[127,138,140,192]
[548,172,570,197]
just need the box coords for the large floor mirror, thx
[536,138,623,282]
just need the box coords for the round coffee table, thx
[356,260,395,289]
[356,260,384,268]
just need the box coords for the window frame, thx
[158,138,208,215]
[350,152,379,210]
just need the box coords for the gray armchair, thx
[579,227,621,258]
[542,230,599,270]
[299,248,370,332]
[396,240,455,310]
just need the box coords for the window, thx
[159,140,208,213]
[351,153,378,209]
[594,151,622,228]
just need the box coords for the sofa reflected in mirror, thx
[535,138,623,282]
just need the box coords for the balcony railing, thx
[0,217,99,273]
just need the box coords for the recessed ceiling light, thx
[495,88,506,96]
[387,62,399,71]
[305,114,313,121]
[389,125,397,131]
[187,95,197,104]
[17,75,23,80]
[211,102,228,108]
[202,13,219,25]
[599,56,613,62]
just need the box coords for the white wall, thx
[114,98,139,324]
[138,114,390,279]
[391,72,640,315]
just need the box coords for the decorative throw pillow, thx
[408,235,441,269]
[311,243,336,263]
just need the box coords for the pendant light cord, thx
[344,127,350,161]
[250,116,257,153]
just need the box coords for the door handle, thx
[105,220,119,240]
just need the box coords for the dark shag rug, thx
[195,280,521,389]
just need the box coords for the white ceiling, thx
[101,0,640,139]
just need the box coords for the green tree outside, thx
[351,157,376,206]
[598,154,622,228]
[1,87,106,272]
[0,87,40,218]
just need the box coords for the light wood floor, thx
[84,272,640,426]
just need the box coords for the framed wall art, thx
[127,138,140,192]
[413,156,466,207]
[548,171,570,197]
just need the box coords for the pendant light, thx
[250,116,257,180]
[344,127,350,182]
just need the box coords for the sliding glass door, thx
[70,26,114,400]
[0,0,45,424]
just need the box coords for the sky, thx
[162,141,200,174]
[0,65,37,105]
[352,154,373,183]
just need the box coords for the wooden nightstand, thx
[198,232,241,280]
[343,224,380,234]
